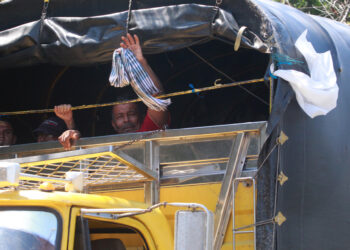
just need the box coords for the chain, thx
[113,128,163,152]
[125,0,133,34]
[39,0,50,37]
[212,0,223,21]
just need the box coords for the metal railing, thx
[0,122,266,211]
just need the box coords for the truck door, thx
[69,207,153,250]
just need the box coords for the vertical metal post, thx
[269,77,274,114]
[79,147,88,193]
[144,141,160,205]
[213,132,251,250]
[233,177,256,250]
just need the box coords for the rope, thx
[253,143,278,179]
[187,47,268,106]
[0,77,266,116]
[235,145,281,245]
[272,144,281,250]
[234,218,274,231]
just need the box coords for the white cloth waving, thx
[109,48,170,111]
[271,30,338,118]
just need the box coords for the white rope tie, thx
[234,26,247,51]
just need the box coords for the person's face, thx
[0,121,16,146]
[37,134,58,143]
[111,103,141,134]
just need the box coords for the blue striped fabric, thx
[109,48,170,111]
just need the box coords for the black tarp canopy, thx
[0,0,269,67]
[1,0,350,249]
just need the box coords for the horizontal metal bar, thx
[81,208,145,213]
[81,122,266,146]
[161,170,226,179]
[75,168,258,192]
[161,157,229,166]
[0,146,114,164]
[19,173,70,184]
[234,231,254,234]
[0,122,267,156]
[0,147,156,181]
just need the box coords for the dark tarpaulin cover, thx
[0,0,267,68]
[1,0,350,249]
[253,1,350,250]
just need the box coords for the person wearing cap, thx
[0,118,16,146]
[34,104,77,142]
[34,116,67,142]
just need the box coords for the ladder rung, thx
[234,230,254,234]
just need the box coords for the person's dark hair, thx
[111,93,145,121]
[0,116,14,131]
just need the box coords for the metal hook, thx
[214,79,222,86]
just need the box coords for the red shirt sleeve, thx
[137,112,170,132]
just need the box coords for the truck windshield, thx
[0,209,59,250]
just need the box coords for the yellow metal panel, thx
[68,207,80,250]
[231,182,255,250]
[0,180,255,250]
[0,190,148,209]
[99,188,145,203]
[101,182,255,250]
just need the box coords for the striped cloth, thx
[109,48,170,111]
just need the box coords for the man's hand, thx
[54,104,75,129]
[120,33,144,62]
[58,130,80,150]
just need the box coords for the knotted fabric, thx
[109,48,170,111]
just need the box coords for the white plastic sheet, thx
[271,30,338,118]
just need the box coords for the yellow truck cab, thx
[0,122,266,250]
[0,190,173,250]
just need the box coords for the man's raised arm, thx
[120,33,169,129]
[54,104,80,150]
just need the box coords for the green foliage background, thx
[281,0,350,24]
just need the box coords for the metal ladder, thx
[213,132,257,250]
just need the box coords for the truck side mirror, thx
[174,210,213,250]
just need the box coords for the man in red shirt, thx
[111,33,169,134]
[59,33,169,149]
